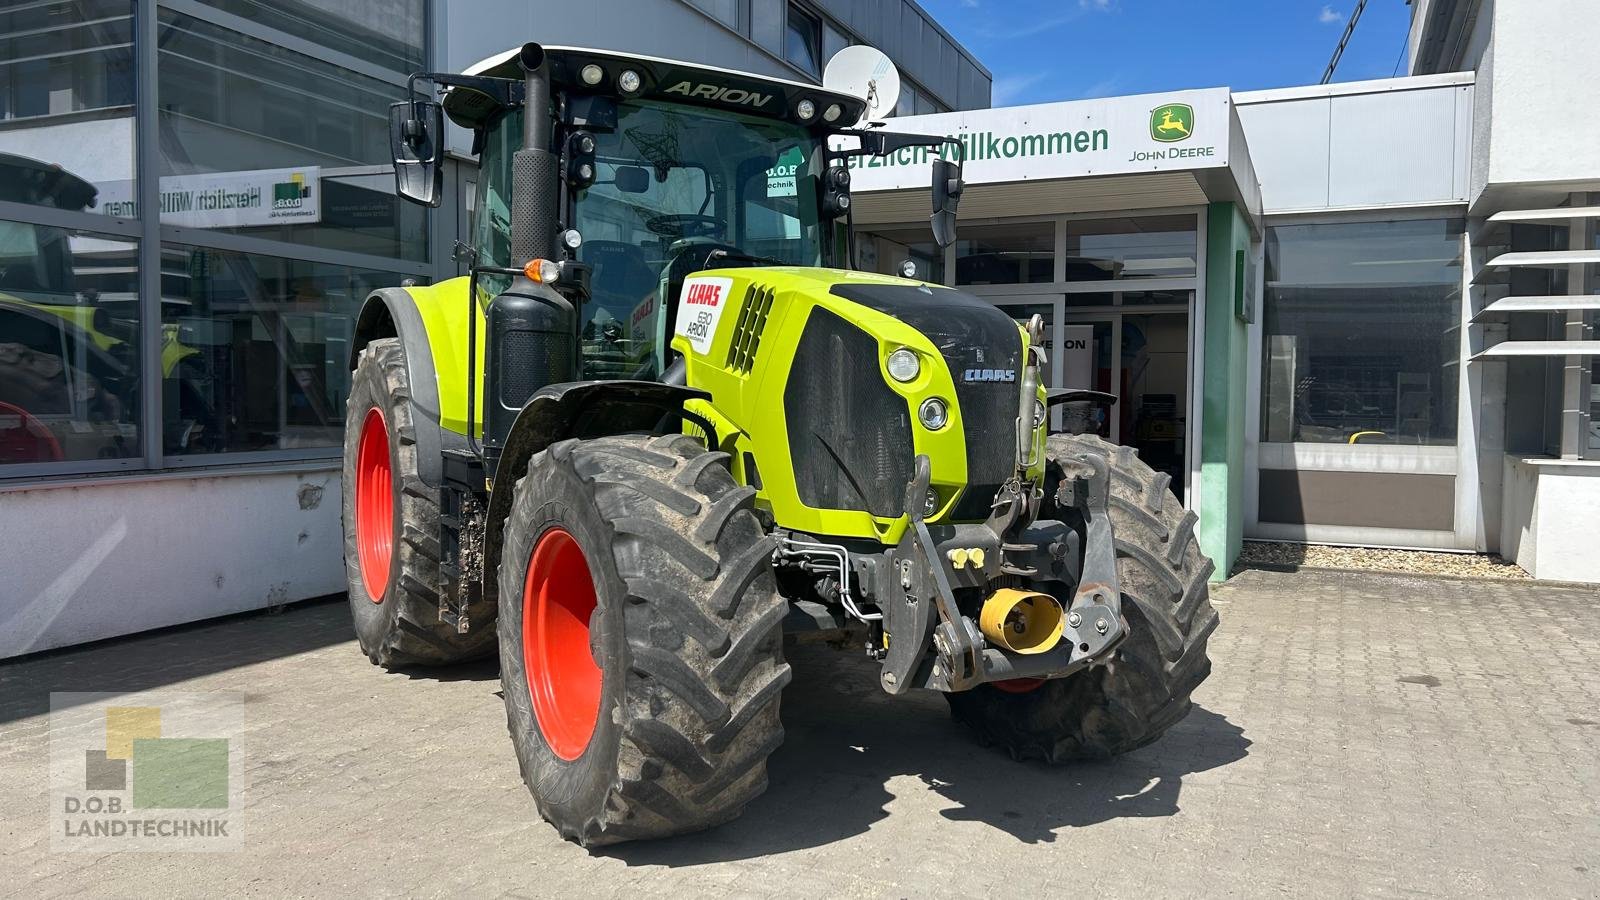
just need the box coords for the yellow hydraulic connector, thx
[978,588,1065,655]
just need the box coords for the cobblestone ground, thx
[2,569,1597,898]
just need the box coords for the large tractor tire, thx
[342,338,495,666]
[947,433,1219,761]
[497,433,788,846]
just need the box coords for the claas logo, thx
[683,282,723,307]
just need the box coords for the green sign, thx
[1150,103,1194,143]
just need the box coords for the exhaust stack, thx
[978,588,1064,655]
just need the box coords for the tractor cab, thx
[393,44,960,382]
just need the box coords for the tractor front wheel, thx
[497,434,788,846]
[946,433,1219,760]
[342,338,495,666]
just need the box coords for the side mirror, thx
[390,99,444,208]
[930,158,963,248]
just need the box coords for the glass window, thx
[1261,218,1464,446]
[784,4,822,76]
[1066,288,1192,308]
[823,23,850,66]
[1065,215,1197,281]
[0,222,139,465]
[955,222,1054,285]
[158,245,412,456]
[189,0,424,74]
[0,0,137,211]
[855,227,943,283]
[154,11,426,261]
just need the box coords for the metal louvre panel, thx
[784,308,913,517]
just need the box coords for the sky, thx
[916,0,1418,107]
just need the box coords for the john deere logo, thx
[1150,104,1193,143]
[272,173,310,209]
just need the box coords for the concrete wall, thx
[0,469,345,659]
[1478,0,1600,198]
[1500,456,1600,583]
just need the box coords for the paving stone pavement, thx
[2,568,1597,898]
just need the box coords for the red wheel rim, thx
[354,407,393,604]
[992,678,1045,694]
[523,527,602,761]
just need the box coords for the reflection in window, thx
[192,0,425,73]
[856,227,944,283]
[155,11,425,260]
[1065,215,1197,281]
[0,0,136,208]
[1065,289,1192,308]
[0,222,139,465]
[1261,218,1464,446]
[785,4,822,76]
[159,245,410,455]
[955,223,1053,284]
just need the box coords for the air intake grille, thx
[725,284,774,375]
[784,308,913,517]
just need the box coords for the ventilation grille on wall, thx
[725,283,775,375]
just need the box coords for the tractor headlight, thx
[923,489,940,517]
[886,348,920,382]
[823,103,843,123]
[1034,398,1047,428]
[580,64,604,86]
[796,99,817,121]
[618,69,642,94]
[919,397,949,430]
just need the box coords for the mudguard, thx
[481,380,711,599]
[350,287,468,488]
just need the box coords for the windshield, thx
[574,101,823,377]
[472,100,826,379]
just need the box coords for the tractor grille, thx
[784,308,913,518]
[725,283,774,375]
[827,283,1023,523]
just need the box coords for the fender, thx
[350,287,467,488]
[481,380,710,601]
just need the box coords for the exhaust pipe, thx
[978,588,1064,655]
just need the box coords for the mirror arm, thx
[404,72,525,123]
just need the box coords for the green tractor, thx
[344,43,1217,845]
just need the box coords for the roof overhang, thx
[853,87,1262,235]
[446,45,865,133]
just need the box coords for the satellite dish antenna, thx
[824,46,901,125]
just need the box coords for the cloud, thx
[1080,0,1116,8]
[1319,5,1342,23]
[992,72,1048,105]
[1080,76,1124,99]
[975,10,1085,40]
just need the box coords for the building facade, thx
[852,0,1598,583]
[0,0,989,658]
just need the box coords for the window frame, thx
[783,2,823,77]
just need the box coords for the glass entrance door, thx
[1061,301,1192,495]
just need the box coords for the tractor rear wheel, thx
[946,433,1219,760]
[497,433,788,846]
[342,338,494,666]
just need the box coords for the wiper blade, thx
[704,248,785,267]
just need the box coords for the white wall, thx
[1235,75,1473,213]
[1480,0,1600,196]
[1500,456,1600,583]
[0,468,345,659]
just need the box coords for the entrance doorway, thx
[995,296,1193,496]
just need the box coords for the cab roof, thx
[443,45,867,132]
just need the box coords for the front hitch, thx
[876,441,1129,694]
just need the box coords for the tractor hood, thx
[669,267,1042,544]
